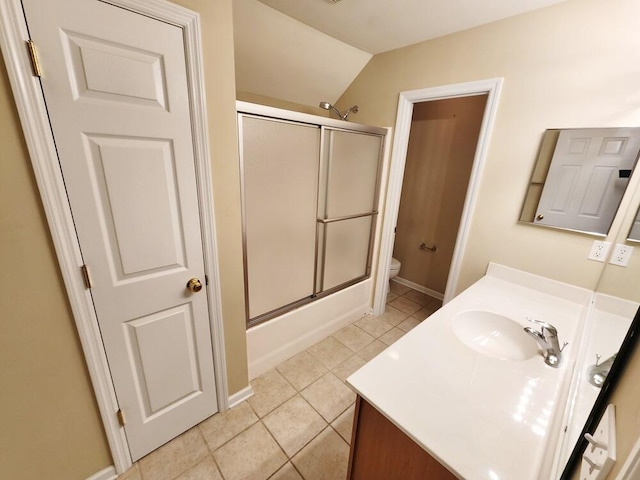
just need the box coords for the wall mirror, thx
[559,194,640,478]
[520,128,640,236]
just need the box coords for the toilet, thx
[389,257,401,284]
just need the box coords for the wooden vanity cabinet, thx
[347,396,458,480]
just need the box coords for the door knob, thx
[186,278,203,293]
[536,214,544,221]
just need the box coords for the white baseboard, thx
[392,277,444,301]
[247,280,372,380]
[228,385,254,408]
[87,466,116,480]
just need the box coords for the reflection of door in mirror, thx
[535,128,640,235]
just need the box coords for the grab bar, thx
[419,242,437,252]
[317,211,378,224]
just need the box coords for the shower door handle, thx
[317,211,378,224]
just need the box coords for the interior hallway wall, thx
[393,95,487,294]
[0,1,248,478]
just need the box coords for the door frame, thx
[0,0,228,473]
[372,78,503,315]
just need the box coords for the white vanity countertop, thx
[347,263,592,480]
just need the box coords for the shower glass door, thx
[316,128,383,293]
[240,115,320,324]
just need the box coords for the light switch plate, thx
[609,243,634,267]
[588,241,611,262]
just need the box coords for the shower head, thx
[318,101,359,121]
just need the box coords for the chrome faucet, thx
[524,317,568,367]
[586,353,617,388]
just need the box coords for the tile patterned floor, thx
[119,283,442,480]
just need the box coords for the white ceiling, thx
[256,0,568,54]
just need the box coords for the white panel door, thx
[535,128,640,234]
[21,0,218,460]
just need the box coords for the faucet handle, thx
[526,317,558,335]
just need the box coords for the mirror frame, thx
[560,305,640,478]
[627,206,640,242]
[520,128,640,237]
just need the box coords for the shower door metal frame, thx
[237,106,385,328]
[315,126,384,296]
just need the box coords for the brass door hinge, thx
[26,40,42,77]
[117,409,126,427]
[81,264,92,289]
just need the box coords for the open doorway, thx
[392,95,488,300]
[373,79,503,315]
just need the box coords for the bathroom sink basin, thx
[451,310,540,361]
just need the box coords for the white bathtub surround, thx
[247,280,372,379]
[347,263,592,480]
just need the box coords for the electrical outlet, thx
[609,243,634,266]
[588,241,611,262]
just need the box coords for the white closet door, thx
[240,116,320,320]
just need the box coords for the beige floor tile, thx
[378,305,411,326]
[389,281,411,296]
[354,315,394,338]
[291,427,350,480]
[331,404,355,444]
[199,401,258,451]
[402,289,434,306]
[118,464,141,480]
[411,303,437,320]
[428,298,444,310]
[379,327,407,346]
[306,336,353,370]
[263,395,327,457]
[138,427,209,480]
[332,354,366,382]
[398,316,422,332]
[357,339,387,361]
[277,351,328,391]
[301,373,355,423]
[386,291,399,303]
[270,462,304,480]
[175,456,223,480]
[214,422,287,480]
[248,369,297,418]
[389,296,422,315]
[332,324,375,352]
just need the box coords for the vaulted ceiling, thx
[233,0,568,107]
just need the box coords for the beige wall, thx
[0,0,248,478]
[337,0,640,295]
[237,90,330,116]
[394,96,486,294]
[0,49,112,478]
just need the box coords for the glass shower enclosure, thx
[239,113,384,327]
